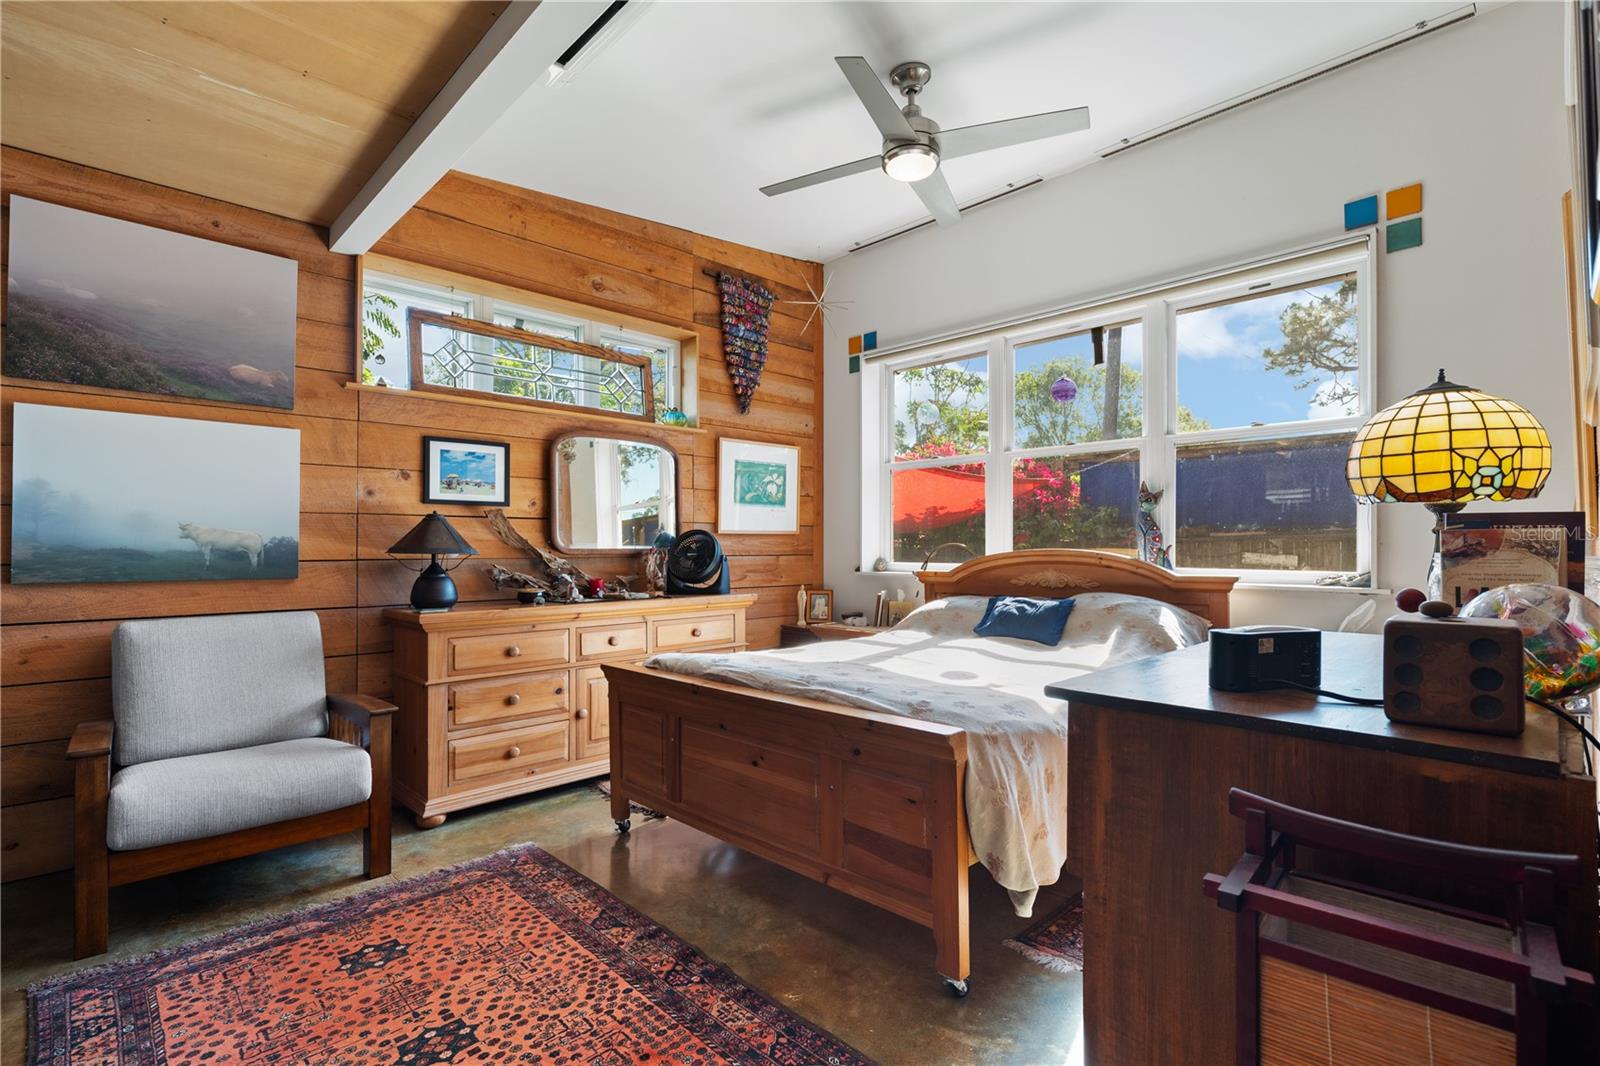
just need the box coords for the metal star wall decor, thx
[779,270,852,335]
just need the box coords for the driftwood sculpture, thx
[482,508,596,595]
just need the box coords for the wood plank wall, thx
[0,151,824,882]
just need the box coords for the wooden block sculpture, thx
[1382,611,1526,735]
[714,271,774,413]
[1203,789,1594,1066]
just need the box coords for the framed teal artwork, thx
[718,438,799,533]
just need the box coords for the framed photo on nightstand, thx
[806,588,833,623]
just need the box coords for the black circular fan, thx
[666,529,729,595]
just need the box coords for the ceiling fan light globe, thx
[882,142,939,183]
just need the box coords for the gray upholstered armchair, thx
[69,611,395,958]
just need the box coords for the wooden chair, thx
[69,611,395,959]
[1204,788,1594,1066]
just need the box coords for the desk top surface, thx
[1045,632,1577,779]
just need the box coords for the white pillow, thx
[901,591,1210,654]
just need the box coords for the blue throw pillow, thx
[972,596,1075,646]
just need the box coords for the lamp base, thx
[410,557,459,612]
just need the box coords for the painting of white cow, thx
[9,404,299,584]
[178,523,266,571]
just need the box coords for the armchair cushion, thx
[112,612,327,765]
[106,737,370,851]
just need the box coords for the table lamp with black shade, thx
[1346,369,1552,584]
[387,511,478,612]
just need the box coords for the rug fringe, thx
[1002,938,1083,974]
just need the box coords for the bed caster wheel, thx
[615,818,632,834]
[944,977,970,998]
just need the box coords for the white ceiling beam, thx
[328,0,610,254]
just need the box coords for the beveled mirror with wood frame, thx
[408,308,656,422]
[550,432,678,554]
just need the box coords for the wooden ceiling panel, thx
[0,1,506,224]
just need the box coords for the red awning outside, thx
[892,466,1052,531]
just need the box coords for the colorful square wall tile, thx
[862,331,877,351]
[848,354,861,374]
[1386,183,1422,219]
[848,334,863,355]
[1343,195,1379,230]
[1386,217,1422,252]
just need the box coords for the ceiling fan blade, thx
[938,106,1091,160]
[911,170,961,227]
[836,56,916,142]
[760,154,882,197]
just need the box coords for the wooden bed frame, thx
[603,549,1236,993]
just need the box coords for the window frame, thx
[862,239,1377,586]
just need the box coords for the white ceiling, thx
[459,1,1466,263]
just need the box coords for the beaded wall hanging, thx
[714,271,775,414]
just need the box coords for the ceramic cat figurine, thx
[1136,482,1173,570]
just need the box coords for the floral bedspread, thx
[647,593,1209,915]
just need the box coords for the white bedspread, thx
[647,593,1209,916]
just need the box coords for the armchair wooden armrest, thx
[327,692,397,736]
[326,693,394,882]
[68,719,114,759]
[69,719,113,959]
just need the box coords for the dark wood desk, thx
[1047,632,1597,1065]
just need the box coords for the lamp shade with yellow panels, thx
[1346,369,1551,514]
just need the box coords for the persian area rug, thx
[1003,893,1085,974]
[28,843,870,1065]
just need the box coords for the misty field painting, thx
[4,197,297,409]
[10,404,300,584]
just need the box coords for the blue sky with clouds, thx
[438,448,499,483]
[1175,279,1358,428]
[899,278,1355,447]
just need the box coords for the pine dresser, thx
[384,594,755,828]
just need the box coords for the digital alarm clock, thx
[1208,625,1322,693]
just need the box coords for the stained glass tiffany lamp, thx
[1346,369,1552,565]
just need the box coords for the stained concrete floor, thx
[1,780,1084,1065]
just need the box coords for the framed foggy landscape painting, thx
[4,196,297,409]
[9,404,300,584]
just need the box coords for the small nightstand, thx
[778,622,887,648]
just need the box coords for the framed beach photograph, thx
[806,588,834,623]
[5,197,297,409]
[718,439,799,534]
[423,437,510,506]
[9,404,300,584]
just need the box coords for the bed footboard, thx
[604,662,972,987]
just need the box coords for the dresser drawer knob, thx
[555,686,564,695]
[506,646,522,658]
[505,693,521,706]
[505,746,521,759]
[607,635,620,646]
[691,627,703,638]
[576,707,589,720]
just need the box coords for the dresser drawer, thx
[448,720,570,786]
[448,627,570,677]
[448,670,569,731]
[652,614,736,651]
[576,622,647,661]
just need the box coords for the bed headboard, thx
[915,549,1238,627]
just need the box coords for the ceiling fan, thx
[760,57,1090,226]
